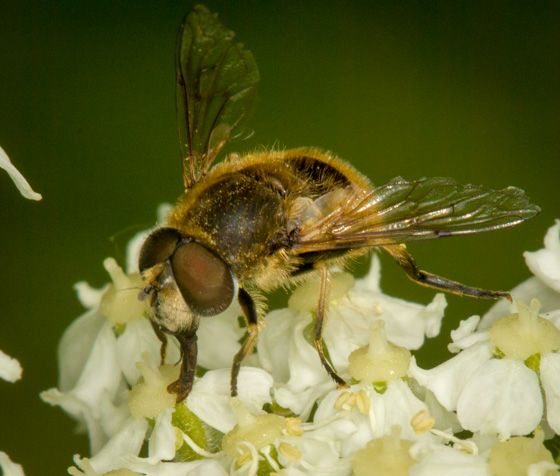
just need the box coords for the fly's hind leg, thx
[384,244,511,301]
[231,288,260,397]
[314,265,349,388]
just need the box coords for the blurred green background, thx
[1,1,558,473]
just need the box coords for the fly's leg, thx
[231,288,260,397]
[313,265,349,388]
[384,244,512,301]
[168,331,198,402]
[150,320,168,365]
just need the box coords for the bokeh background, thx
[1,1,558,473]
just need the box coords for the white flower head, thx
[42,215,560,473]
[412,297,560,439]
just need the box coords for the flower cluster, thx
[41,213,560,476]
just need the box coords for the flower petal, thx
[528,461,560,476]
[279,435,350,476]
[41,388,107,453]
[116,318,178,386]
[409,445,491,476]
[148,408,176,462]
[261,309,336,417]
[457,359,542,438]
[187,367,273,433]
[69,321,122,408]
[0,451,25,476]
[0,350,22,382]
[0,145,41,200]
[409,343,492,411]
[448,316,490,353]
[274,381,335,420]
[57,310,105,392]
[524,221,560,293]
[122,457,227,476]
[350,255,447,349]
[257,308,297,383]
[87,417,148,474]
[314,381,428,456]
[74,281,107,310]
[42,321,124,451]
[196,304,244,370]
[539,352,560,434]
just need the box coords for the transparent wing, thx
[176,5,259,189]
[294,176,540,253]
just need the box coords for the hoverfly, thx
[139,5,540,402]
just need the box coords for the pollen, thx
[234,449,252,468]
[278,442,302,462]
[411,410,435,434]
[285,417,304,436]
[334,389,370,414]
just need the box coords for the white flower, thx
[186,368,274,434]
[411,299,560,438]
[258,255,446,417]
[44,216,560,474]
[312,381,429,457]
[218,399,351,476]
[409,444,491,476]
[310,321,434,457]
[0,145,41,200]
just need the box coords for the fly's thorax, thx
[168,172,288,277]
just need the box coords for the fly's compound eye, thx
[171,242,235,316]
[139,227,183,272]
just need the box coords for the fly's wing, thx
[293,176,540,253]
[176,5,259,189]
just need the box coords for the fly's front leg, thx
[231,288,260,397]
[150,320,168,365]
[384,244,512,301]
[168,330,198,402]
[314,265,348,388]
